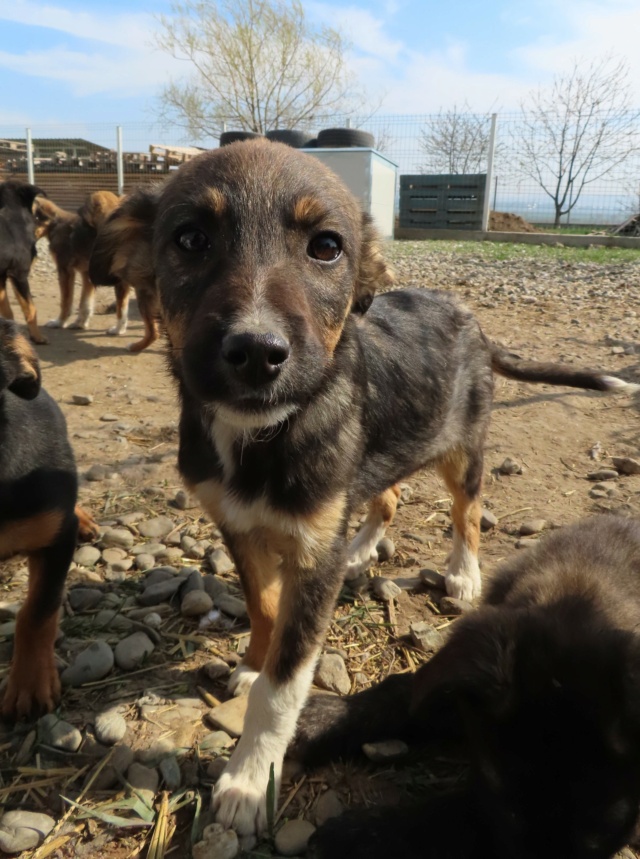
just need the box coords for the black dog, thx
[0,319,97,718]
[294,515,640,859]
[0,180,48,344]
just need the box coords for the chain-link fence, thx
[2,112,639,227]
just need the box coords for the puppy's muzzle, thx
[221,331,290,387]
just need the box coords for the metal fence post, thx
[26,127,35,185]
[481,113,498,232]
[116,125,124,196]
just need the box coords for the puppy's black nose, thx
[221,332,290,385]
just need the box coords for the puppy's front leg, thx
[213,527,346,838]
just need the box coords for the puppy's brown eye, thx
[308,232,342,262]
[175,227,210,252]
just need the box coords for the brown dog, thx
[89,139,637,839]
[35,192,160,352]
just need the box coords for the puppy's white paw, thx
[68,317,90,330]
[445,571,481,601]
[345,548,378,581]
[45,318,63,328]
[107,321,128,335]
[228,664,260,697]
[212,769,269,837]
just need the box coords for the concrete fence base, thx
[394,227,640,249]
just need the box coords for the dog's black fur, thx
[0,180,48,344]
[293,516,640,859]
[0,318,81,718]
[87,139,637,837]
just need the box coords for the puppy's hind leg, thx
[0,277,13,320]
[107,282,130,335]
[46,267,74,328]
[69,272,94,329]
[345,485,400,581]
[437,448,483,601]
[12,277,47,344]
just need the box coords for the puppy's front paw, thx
[44,318,63,329]
[212,770,269,837]
[68,318,89,330]
[228,664,260,697]
[445,571,481,601]
[2,655,60,720]
[107,321,128,336]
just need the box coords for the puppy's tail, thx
[490,344,640,393]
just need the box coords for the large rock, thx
[138,517,176,540]
[0,811,55,853]
[206,696,248,738]
[274,819,316,857]
[61,640,114,686]
[314,653,351,695]
[114,632,155,671]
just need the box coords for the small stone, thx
[182,590,214,617]
[498,457,523,475]
[100,413,119,422]
[410,621,444,653]
[480,509,498,530]
[174,489,198,510]
[73,546,101,567]
[92,742,135,790]
[516,537,539,549]
[61,640,114,685]
[274,819,316,857]
[314,789,344,826]
[0,621,15,637]
[192,823,239,859]
[132,543,167,557]
[206,696,248,738]
[440,596,473,615]
[362,739,409,763]
[209,548,234,575]
[127,762,159,794]
[138,578,184,606]
[110,558,133,573]
[159,756,181,790]
[375,537,396,562]
[202,657,232,682]
[402,531,428,545]
[86,463,107,482]
[315,653,351,695]
[68,587,103,611]
[114,631,155,671]
[206,758,228,782]
[215,594,248,619]
[137,738,177,765]
[38,713,82,752]
[181,568,204,594]
[587,469,619,481]
[135,553,156,571]
[519,519,548,536]
[138,517,175,540]
[157,547,183,563]
[144,612,163,628]
[144,565,177,584]
[419,568,446,590]
[101,528,135,550]
[612,456,640,475]
[199,730,234,752]
[94,610,134,632]
[72,394,93,405]
[371,576,402,602]
[0,601,19,621]
[0,811,55,853]
[186,541,208,560]
[101,547,127,564]
[181,535,197,553]
[95,709,127,745]
[203,575,229,600]
[118,511,145,526]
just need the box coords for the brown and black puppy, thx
[0,180,48,344]
[88,139,637,839]
[35,192,160,352]
[295,515,640,859]
[0,319,98,718]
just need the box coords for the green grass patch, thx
[388,239,640,265]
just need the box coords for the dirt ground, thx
[489,211,538,232]
[1,239,640,857]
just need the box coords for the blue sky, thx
[0,0,638,134]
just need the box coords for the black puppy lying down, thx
[293,516,640,859]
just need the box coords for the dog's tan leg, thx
[0,278,13,320]
[224,535,282,697]
[69,272,94,329]
[46,266,75,328]
[212,495,348,839]
[108,282,130,335]
[12,279,47,344]
[127,288,160,353]
[345,484,400,580]
[437,448,483,601]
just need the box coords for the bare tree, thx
[154,0,362,139]
[516,56,640,227]
[418,103,497,174]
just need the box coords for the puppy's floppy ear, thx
[17,183,47,209]
[89,186,158,288]
[354,213,394,314]
[0,321,41,400]
[410,606,517,720]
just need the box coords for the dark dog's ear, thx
[411,607,517,720]
[354,213,394,314]
[0,321,41,399]
[17,183,47,209]
[89,187,157,288]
